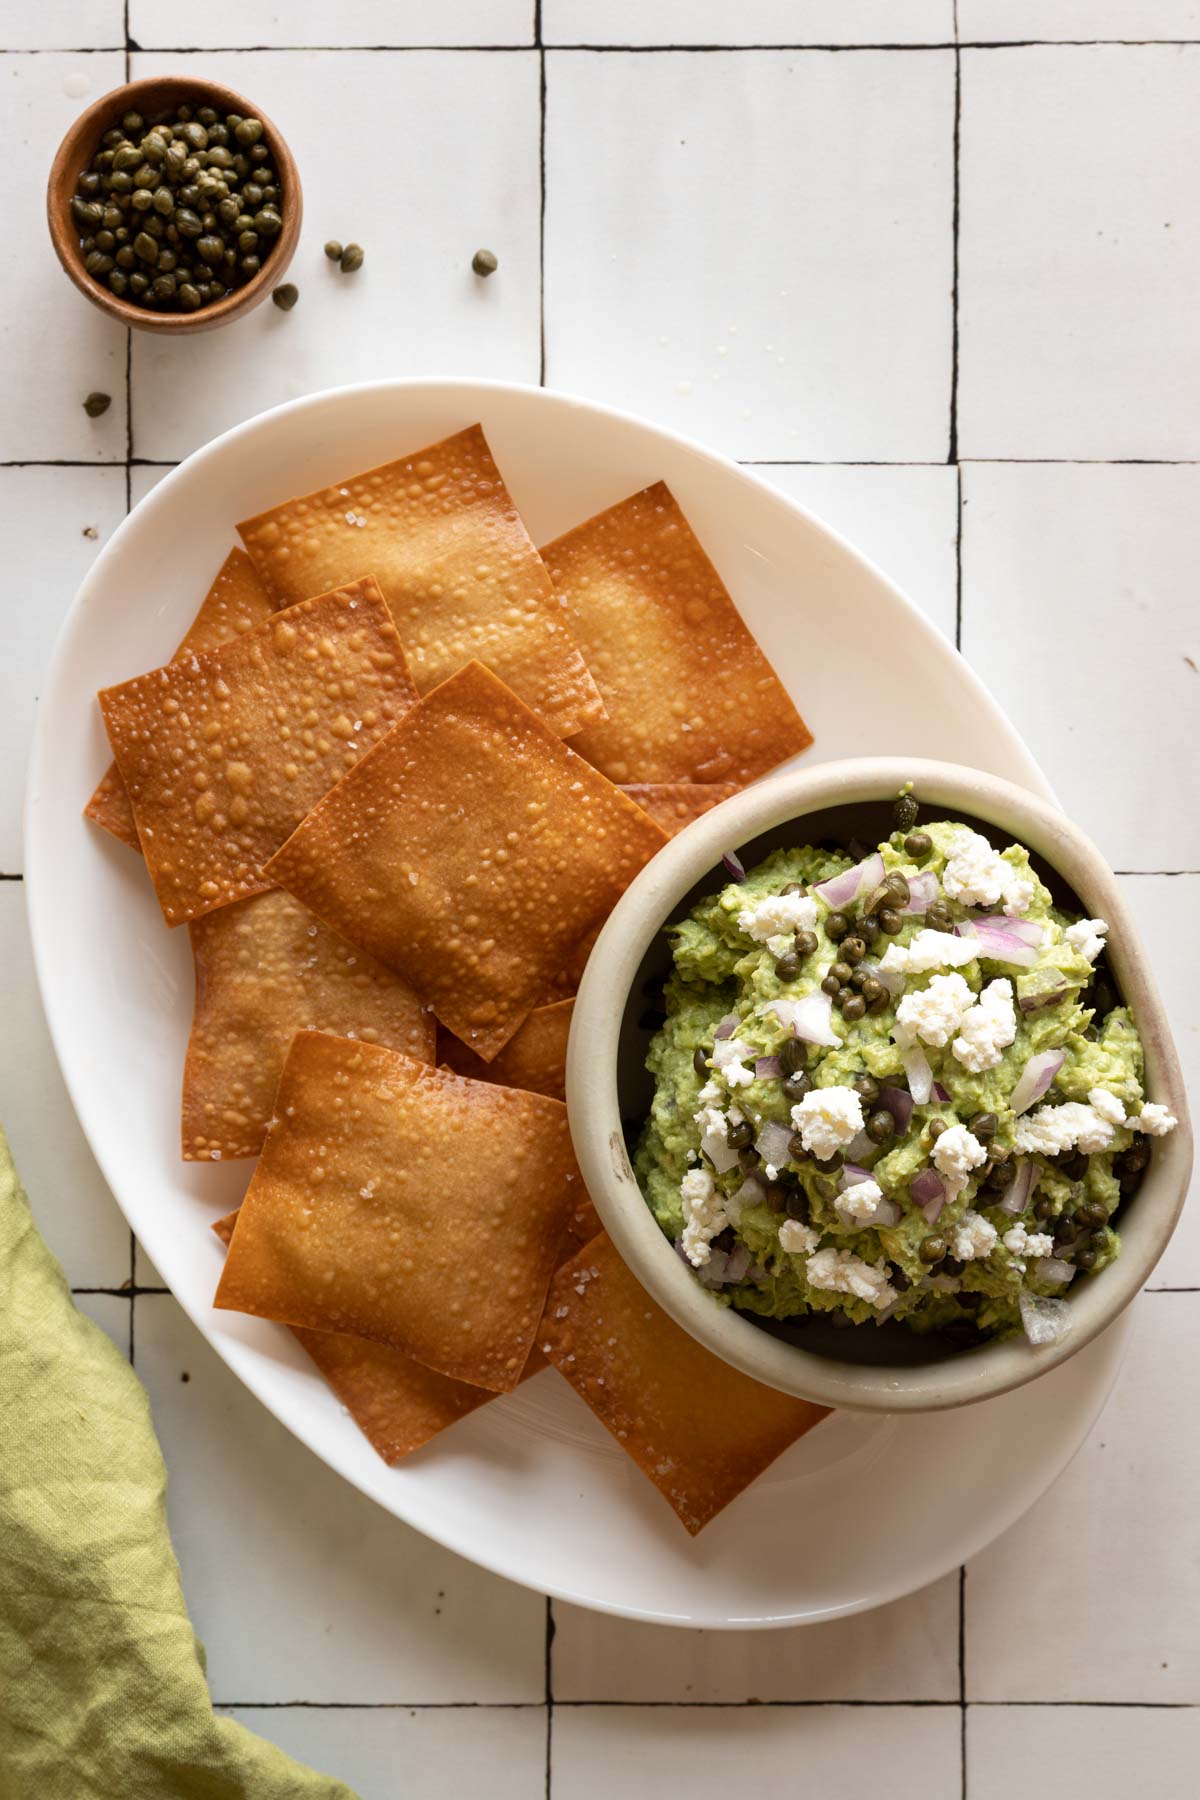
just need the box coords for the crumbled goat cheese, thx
[1088,1087,1128,1127]
[696,1078,722,1107]
[1063,917,1108,964]
[953,978,1018,1073]
[942,826,1034,912]
[680,1169,722,1266]
[737,891,819,943]
[722,1057,755,1090]
[894,972,975,1049]
[949,1210,998,1261]
[879,929,977,976]
[1132,1101,1177,1137]
[805,1246,897,1310]
[835,1177,885,1225]
[931,1123,989,1188]
[1014,1101,1114,1157]
[790,1085,865,1161]
[779,1218,820,1255]
[1003,1224,1055,1260]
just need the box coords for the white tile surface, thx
[0,883,131,1288]
[553,1572,960,1701]
[959,1,1200,40]
[3,53,128,460]
[129,0,534,46]
[135,1294,547,1704]
[966,1293,1200,1702]
[960,462,1200,870]
[127,49,542,459]
[220,1705,547,1800]
[1121,876,1199,1289]
[754,463,959,639]
[0,463,127,871]
[76,1291,132,1360]
[543,1,955,45]
[552,1705,961,1798]
[0,0,122,47]
[968,1705,1200,1800]
[544,49,955,461]
[959,45,1200,459]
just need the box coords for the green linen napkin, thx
[0,1126,360,1800]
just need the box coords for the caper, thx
[472,247,499,276]
[825,912,849,943]
[867,991,890,1016]
[830,961,853,987]
[1053,1212,1076,1244]
[836,986,855,1010]
[781,882,806,896]
[927,1118,949,1143]
[859,913,880,939]
[128,271,149,297]
[738,1147,760,1171]
[177,282,202,311]
[779,1038,807,1077]
[841,994,866,1022]
[106,168,133,193]
[197,233,224,265]
[1076,1250,1098,1270]
[152,185,174,215]
[814,1151,843,1173]
[239,254,261,277]
[324,238,344,261]
[115,245,135,268]
[1123,1141,1150,1173]
[84,249,113,275]
[242,182,264,209]
[788,1131,808,1161]
[785,1189,810,1220]
[133,231,159,263]
[151,272,177,299]
[893,793,919,833]
[841,935,867,967]
[782,1071,812,1103]
[942,1256,965,1279]
[821,973,841,997]
[272,283,299,311]
[156,248,177,272]
[206,144,235,169]
[774,951,801,982]
[1033,1195,1056,1220]
[249,142,269,163]
[217,196,240,224]
[175,207,203,237]
[1059,1151,1088,1181]
[861,977,886,1006]
[727,1118,754,1151]
[879,908,903,935]
[815,1176,840,1203]
[853,1075,881,1104]
[919,1235,947,1264]
[339,241,364,271]
[82,392,111,418]
[692,1046,709,1078]
[970,1112,998,1142]
[794,928,818,956]
[112,143,144,172]
[926,900,954,934]
[72,196,104,229]
[235,116,265,146]
[1075,1201,1108,1229]
[866,1109,895,1144]
[904,831,932,860]
[130,187,154,212]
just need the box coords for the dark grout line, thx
[9,39,1200,55]
[71,1285,169,1296]
[0,459,125,469]
[1114,869,1200,878]
[954,465,963,650]
[537,1,547,388]
[216,1700,549,1711]
[544,1592,555,1799]
[216,1697,1200,1711]
[948,43,960,465]
[0,872,23,882]
[959,1557,968,1800]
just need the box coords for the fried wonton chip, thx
[621,782,740,836]
[540,1233,829,1534]
[183,889,434,1161]
[238,424,604,739]
[214,1031,582,1392]
[87,549,276,851]
[265,661,667,1060]
[541,483,813,785]
[99,577,419,926]
[438,998,573,1102]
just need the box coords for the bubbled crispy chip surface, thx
[183,888,434,1162]
[620,782,740,836]
[265,661,668,1061]
[98,576,419,926]
[237,424,605,740]
[540,1233,830,1535]
[86,548,275,851]
[437,998,574,1102]
[213,1031,583,1393]
[541,482,813,785]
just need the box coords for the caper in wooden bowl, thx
[47,76,302,335]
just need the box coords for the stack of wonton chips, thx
[88,423,824,1531]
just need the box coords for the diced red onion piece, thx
[721,850,746,882]
[764,991,839,1048]
[754,1119,793,1166]
[845,1129,877,1164]
[754,1055,782,1081]
[958,916,1040,967]
[813,850,884,911]
[839,1162,874,1190]
[902,871,940,914]
[1018,983,1067,1015]
[725,1244,752,1283]
[694,1247,731,1288]
[1033,1256,1076,1287]
[873,1197,902,1228]
[932,1081,950,1103]
[877,1085,914,1133]
[996,1158,1036,1217]
[998,915,1044,946]
[909,1167,946,1223]
[714,1013,739,1041]
[1010,1048,1066,1115]
[1020,1291,1072,1347]
[899,1040,934,1105]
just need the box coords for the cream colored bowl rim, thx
[567,757,1193,1413]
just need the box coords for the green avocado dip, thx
[635,804,1178,1349]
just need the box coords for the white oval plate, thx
[26,378,1132,1628]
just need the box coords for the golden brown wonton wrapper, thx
[540,1233,829,1534]
[541,482,813,785]
[183,888,434,1161]
[437,998,573,1102]
[99,577,418,927]
[265,661,667,1060]
[620,782,740,836]
[214,1031,582,1392]
[86,548,275,852]
[238,424,604,739]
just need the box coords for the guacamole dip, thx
[635,806,1178,1348]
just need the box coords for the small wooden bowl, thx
[47,75,303,335]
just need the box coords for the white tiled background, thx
[3,3,1198,1795]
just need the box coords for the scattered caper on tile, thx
[324,239,343,261]
[472,247,499,276]
[272,282,299,311]
[339,242,364,272]
[83,391,111,417]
